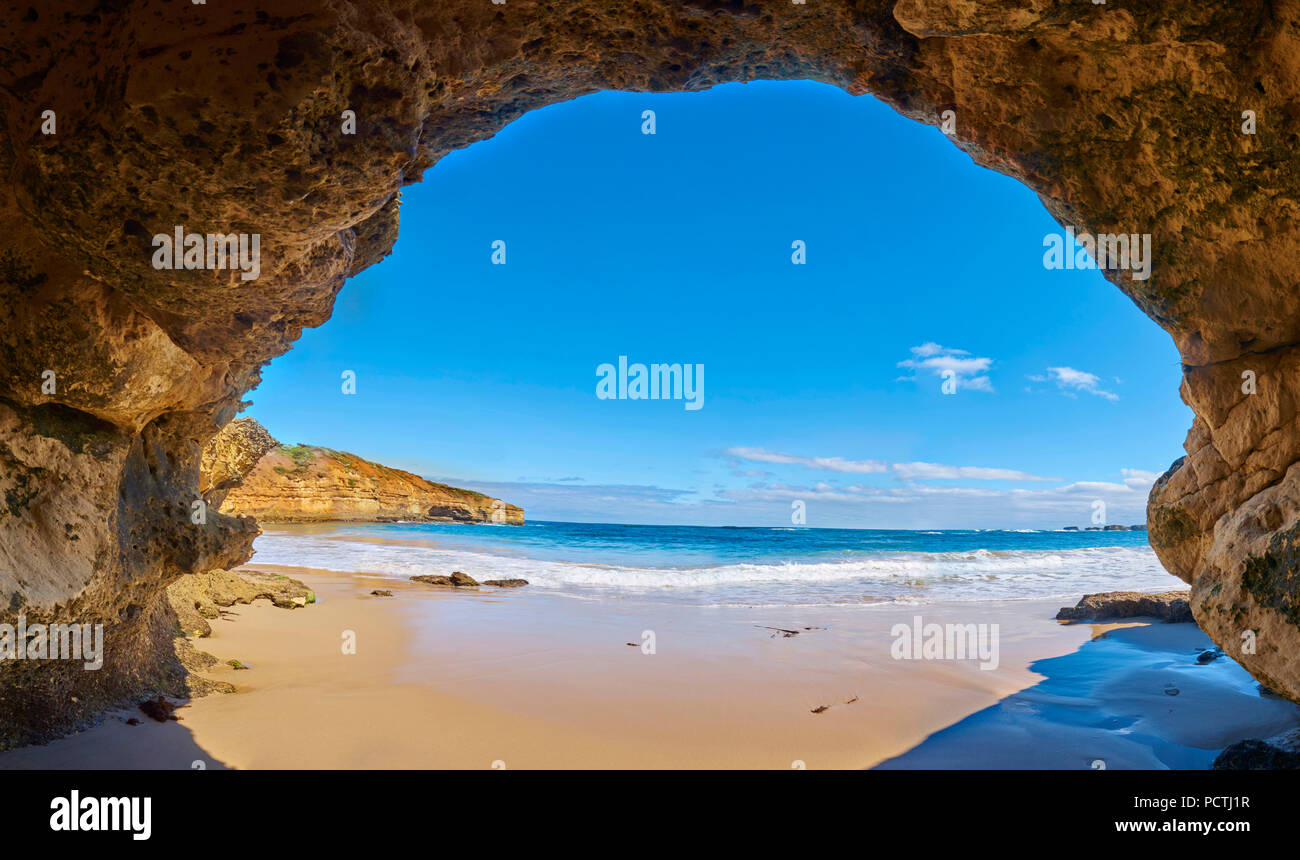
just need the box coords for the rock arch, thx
[1,0,1298,743]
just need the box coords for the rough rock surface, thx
[212,419,523,524]
[1214,727,1300,770]
[1057,591,1194,624]
[412,571,481,587]
[3,0,1300,741]
[166,568,317,639]
[200,417,279,509]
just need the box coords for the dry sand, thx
[2,565,1296,769]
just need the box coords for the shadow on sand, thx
[0,703,231,770]
[874,622,1300,770]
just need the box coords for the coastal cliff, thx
[210,419,523,525]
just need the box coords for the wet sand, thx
[2,565,1295,769]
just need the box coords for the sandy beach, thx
[3,564,1295,770]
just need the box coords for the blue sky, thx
[246,81,1190,529]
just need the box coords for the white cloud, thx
[897,343,994,392]
[725,447,1059,482]
[1038,366,1119,401]
[724,446,889,474]
[449,466,1164,529]
[716,468,1159,528]
[1121,468,1160,490]
[892,462,1062,482]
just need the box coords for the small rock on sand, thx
[139,696,181,722]
[483,579,528,588]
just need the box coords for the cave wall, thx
[1,0,1298,743]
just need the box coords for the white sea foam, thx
[250,531,1176,606]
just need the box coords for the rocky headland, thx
[207,418,523,525]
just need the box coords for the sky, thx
[245,80,1191,529]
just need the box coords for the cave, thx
[2,0,1299,747]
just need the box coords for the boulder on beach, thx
[410,573,529,588]
[411,571,480,587]
[1056,591,1193,623]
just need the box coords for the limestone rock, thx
[212,421,523,525]
[200,417,279,509]
[412,571,480,587]
[1056,591,1193,623]
[5,0,1300,742]
[166,568,317,638]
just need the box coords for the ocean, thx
[249,521,1179,608]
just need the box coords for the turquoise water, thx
[252,521,1176,607]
